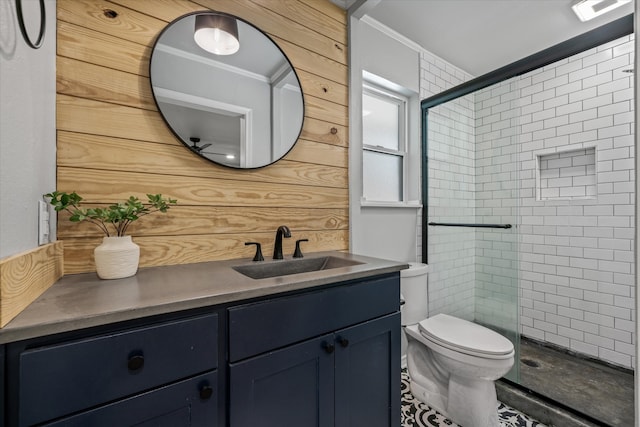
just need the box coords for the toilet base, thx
[410,374,500,427]
[447,374,500,427]
[409,378,448,417]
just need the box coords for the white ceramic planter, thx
[94,236,140,279]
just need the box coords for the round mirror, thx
[150,11,304,169]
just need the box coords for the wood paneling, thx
[194,0,347,64]
[57,167,348,208]
[57,206,348,238]
[0,243,64,328]
[297,0,346,24]
[58,0,166,46]
[56,0,349,274]
[296,69,348,107]
[57,56,156,110]
[250,0,347,45]
[57,131,348,187]
[57,20,150,77]
[57,94,174,144]
[62,230,348,271]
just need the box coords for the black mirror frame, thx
[149,10,305,170]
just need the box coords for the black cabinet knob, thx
[199,384,214,400]
[337,337,349,348]
[322,341,335,354]
[127,353,144,372]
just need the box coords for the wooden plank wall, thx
[0,242,64,327]
[56,0,349,274]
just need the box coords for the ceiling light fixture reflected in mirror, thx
[194,14,240,55]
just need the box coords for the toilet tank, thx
[400,262,430,326]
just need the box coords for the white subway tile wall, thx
[419,35,635,368]
[420,51,476,320]
[514,35,635,368]
[473,77,521,338]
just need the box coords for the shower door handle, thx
[428,222,512,229]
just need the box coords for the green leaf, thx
[43,191,178,236]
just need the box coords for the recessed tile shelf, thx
[537,147,596,201]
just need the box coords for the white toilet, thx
[401,263,515,427]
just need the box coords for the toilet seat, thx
[418,314,514,360]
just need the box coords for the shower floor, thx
[518,337,634,426]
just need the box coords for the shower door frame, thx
[420,14,634,264]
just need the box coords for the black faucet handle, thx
[245,242,264,262]
[293,239,309,258]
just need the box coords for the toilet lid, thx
[418,313,514,357]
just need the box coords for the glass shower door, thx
[473,77,520,382]
[425,76,521,382]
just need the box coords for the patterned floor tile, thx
[401,370,546,427]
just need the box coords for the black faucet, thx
[273,225,291,260]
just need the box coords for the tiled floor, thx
[401,369,546,427]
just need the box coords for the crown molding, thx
[360,15,422,53]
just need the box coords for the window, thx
[362,84,407,203]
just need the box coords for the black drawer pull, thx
[322,341,335,354]
[199,384,214,400]
[127,354,145,372]
[337,337,349,348]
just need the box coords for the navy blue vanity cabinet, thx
[230,334,335,426]
[334,313,400,427]
[41,371,217,427]
[228,273,401,427]
[6,312,219,427]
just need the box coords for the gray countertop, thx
[0,251,407,344]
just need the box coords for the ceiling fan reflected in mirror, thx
[189,137,211,153]
[188,137,235,160]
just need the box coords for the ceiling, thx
[339,0,634,76]
[157,14,287,78]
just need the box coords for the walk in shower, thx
[422,17,635,426]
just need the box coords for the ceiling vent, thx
[571,0,631,22]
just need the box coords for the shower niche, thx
[536,147,596,201]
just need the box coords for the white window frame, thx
[361,82,409,204]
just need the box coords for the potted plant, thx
[44,191,177,279]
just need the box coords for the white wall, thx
[0,0,57,259]
[349,17,422,263]
[272,73,303,160]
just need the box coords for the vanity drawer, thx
[18,313,218,426]
[228,274,399,361]
[43,371,217,427]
